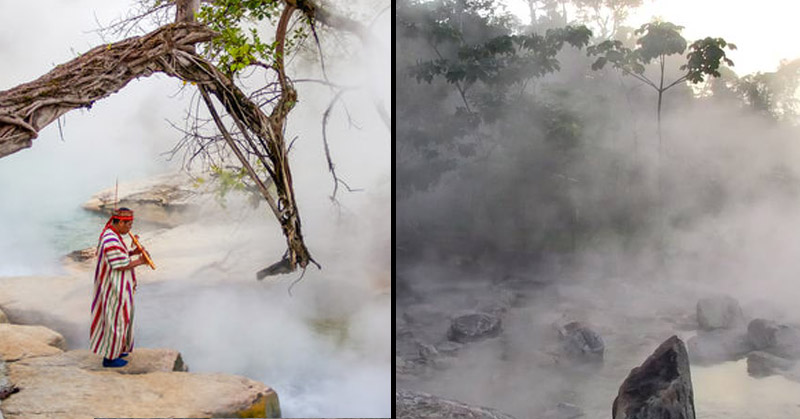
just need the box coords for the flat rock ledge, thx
[396,389,517,419]
[0,323,280,419]
[82,172,201,227]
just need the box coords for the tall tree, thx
[735,58,800,122]
[0,0,386,275]
[587,21,735,258]
[573,0,643,39]
[588,21,735,143]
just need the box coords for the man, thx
[90,207,148,368]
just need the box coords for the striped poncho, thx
[90,227,136,359]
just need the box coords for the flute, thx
[129,233,156,270]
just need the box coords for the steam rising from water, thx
[0,1,389,417]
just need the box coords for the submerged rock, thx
[687,329,752,364]
[613,336,695,419]
[396,389,517,419]
[747,318,800,359]
[556,321,604,363]
[747,351,795,378]
[448,312,502,344]
[696,296,744,330]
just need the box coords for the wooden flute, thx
[129,233,156,270]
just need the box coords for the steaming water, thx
[136,279,390,417]
[399,265,800,419]
[693,360,800,419]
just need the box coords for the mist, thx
[397,1,800,418]
[0,1,389,417]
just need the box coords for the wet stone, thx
[448,312,503,344]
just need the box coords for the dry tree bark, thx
[0,3,318,273]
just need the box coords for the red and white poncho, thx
[90,226,136,359]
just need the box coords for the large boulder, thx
[15,348,187,374]
[0,324,66,362]
[396,389,517,419]
[555,321,604,363]
[0,276,88,349]
[3,348,279,419]
[448,312,502,344]
[687,329,752,364]
[747,318,800,359]
[696,296,744,330]
[613,336,695,419]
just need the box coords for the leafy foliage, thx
[410,27,591,90]
[196,0,310,76]
[588,21,735,92]
[734,59,800,121]
[573,0,644,39]
[682,37,736,83]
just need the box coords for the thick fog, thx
[397,2,800,418]
[0,1,389,417]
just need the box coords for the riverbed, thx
[398,262,800,419]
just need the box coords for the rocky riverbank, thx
[0,307,279,419]
[1,171,391,417]
[397,261,800,419]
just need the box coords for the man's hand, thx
[130,247,143,256]
[134,257,148,268]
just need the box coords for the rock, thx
[63,247,97,263]
[747,351,795,378]
[687,329,752,364]
[696,296,744,330]
[435,340,464,357]
[0,275,89,349]
[747,318,800,359]
[448,312,502,344]
[61,247,98,272]
[540,402,584,419]
[396,389,517,419]
[0,360,19,400]
[3,361,280,419]
[613,336,695,419]
[0,324,66,362]
[418,341,439,361]
[748,318,780,349]
[15,348,187,374]
[556,321,604,362]
[82,173,200,227]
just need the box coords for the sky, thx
[506,0,800,76]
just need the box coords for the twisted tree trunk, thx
[0,18,314,272]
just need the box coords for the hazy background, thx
[397,1,800,418]
[0,0,389,417]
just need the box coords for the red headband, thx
[112,214,134,221]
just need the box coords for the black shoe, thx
[102,357,128,368]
